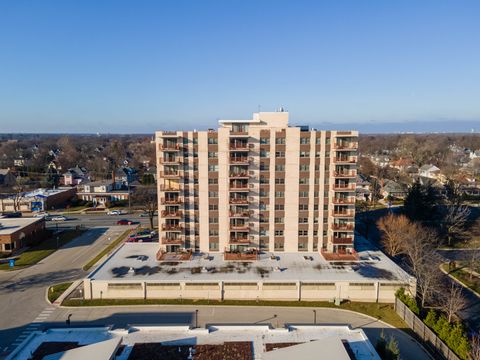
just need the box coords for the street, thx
[45,213,157,230]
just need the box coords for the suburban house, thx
[389,158,415,172]
[62,166,88,186]
[356,174,371,201]
[0,169,16,187]
[470,150,480,159]
[370,155,390,168]
[418,164,442,179]
[114,167,138,185]
[0,187,76,213]
[382,180,408,199]
[77,180,130,206]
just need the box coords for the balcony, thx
[161,210,183,218]
[229,143,249,150]
[224,250,258,261]
[159,170,183,179]
[333,156,357,164]
[160,197,183,205]
[333,142,358,150]
[229,157,250,164]
[332,210,355,217]
[228,237,250,244]
[332,223,354,231]
[332,197,355,205]
[321,248,358,261]
[229,130,249,137]
[159,157,183,164]
[161,131,179,137]
[230,198,249,204]
[159,143,182,151]
[333,183,356,191]
[230,223,249,231]
[161,224,184,231]
[229,211,250,218]
[159,184,182,192]
[333,170,357,178]
[229,172,249,179]
[332,237,354,245]
[161,237,184,245]
[229,183,249,191]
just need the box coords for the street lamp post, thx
[195,309,199,328]
[313,309,316,325]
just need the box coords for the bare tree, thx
[131,185,157,229]
[467,249,480,281]
[470,333,480,360]
[377,213,411,257]
[441,283,466,323]
[442,205,471,246]
[415,255,443,308]
[11,177,29,212]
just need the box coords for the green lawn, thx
[0,230,85,271]
[62,298,405,328]
[445,265,480,294]
[48,282,73,303]
[82,229,132,271]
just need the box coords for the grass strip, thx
[48,282,73,303]
[0,230,84,271]
[444,265,480,294]
[62,298,405,328]
[82,229,132,271]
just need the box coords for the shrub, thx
[395,288,420,315]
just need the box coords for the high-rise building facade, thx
[155,111,358,257]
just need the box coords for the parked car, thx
[51,216,67,221]
[2,212,22,218]
[33,212,49,218]
[107,210,123,215]
[117,219,134,225]
[139,211,157,217]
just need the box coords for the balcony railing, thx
[224,250,258,261]
[332,210,355,217]
[333,170,357,178]
[333,142,358,150]
[159,184,182,191]
[230,130,249,136]
[161,131,178,137]
[229,211,250,218]
[229,172,249,179]
[229,157,249,164]
[229,143,249,150]
[161,224,184,231]
[333,156,357,164]
[229,198,249,204]
[332,223,355,231]
[159,143,182,151]
[332,237,354,245]
[160,197,183,205]
[161,237,184,244]
[159,157,183,164]
[321,248,358,261]
[229,183,249,191]
[230,224,249,231]
[159,170,183,178]
[229,237,250,244]
[332,197,355,205]
[161,210,183,218]
[333,183,356,191]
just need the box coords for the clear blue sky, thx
[0,0,479,133]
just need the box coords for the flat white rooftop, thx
[8,325,380,360]
[0,217,42,236]
[90,236,412,284]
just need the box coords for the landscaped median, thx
[61,298,406,328]
[82,228,133,271]
[441,262,480,296]
[48,282,73,303]
[0,229,85,271]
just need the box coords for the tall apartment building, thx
[155,111,358,258]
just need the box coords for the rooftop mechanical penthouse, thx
[155,110,358,260]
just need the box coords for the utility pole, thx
[128,182,131,214]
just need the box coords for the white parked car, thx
[51,216,67,221]
[33,212,49,218]
[107,210,124,215]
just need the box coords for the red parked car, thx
[117,219,133,225]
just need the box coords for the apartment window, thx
[209,217,218,224]
[260,150,270,157]
[275,164,285,171]
[299,178,309,185]
[183,138,189,145]
[276,138,286,145]
[314,191,319,197]
[299,191,308,198]
[299,217,308,223]
[208,191,218,198]
[314,204,319,211]
[275,217,284,224]
[209,204,218,211]
[193,138,198,144]
[208,165,218,172]
[323,204,328,210]
[300,151,310,158]
[275,230,284,236]
[193,151,198,157]
[275,178,285,185]
[316,137,321,145]
[260,176,269,184]
[298,230,308,236]
[208,152,218,158]
[315,164,320,171]
[275,151,285,158]
[300,137,310,145]
[259,203,267,211]
[325,137,330,145]
[260,163,269,171]
[299,164,309,171]
[275,204,285,210]
[314,217,319,224]
[209,230,219,236]
[325,151,330,158]
[299,204,308,211]
[260,138,270,144]
[316,152,321,158]
[275,191,284,198]
[313,230,318,236]
[260,190,268,197]
[260,229,268,236]
[209,242,218,251]
[314,178,319,185]
[208,178,218,184]
[208,137,218,144]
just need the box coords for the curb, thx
[440,263,480,299]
